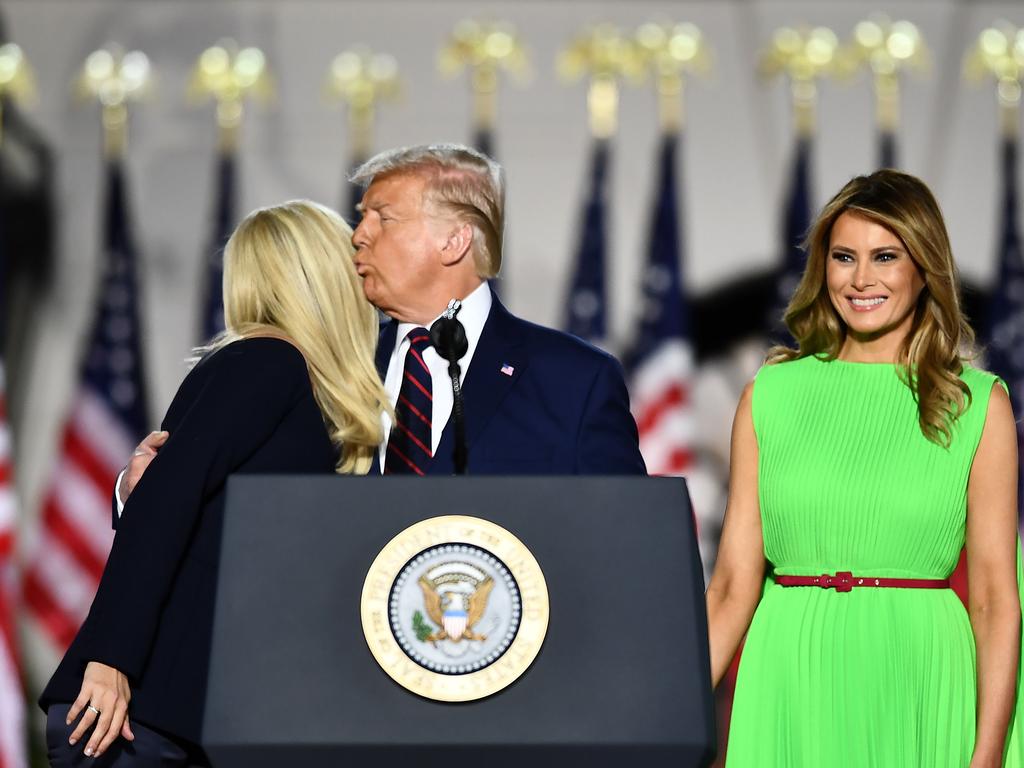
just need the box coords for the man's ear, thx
[439,223,474,267]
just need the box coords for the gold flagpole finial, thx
[0,43,38,148]
[76,45,152,159]
[439,19,530,136]
[324,46,400,162]
[634,21,712,133]
[188,40,272,153]
[558,24,644,139]
[760,26,839,138]
[839,16,927,135]
[964,22,1024,138]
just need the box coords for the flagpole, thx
[760,26,838,341]
[557,25,641,348]
[624,20,710,471]
[325,46,399,225]
[188,41,270,339]
[635,22,710,137]
[439,19,529,158]
[75,47,151,161]
[189,41,271,155]
[841,16,927,169]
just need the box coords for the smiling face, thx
[826,210,926,360]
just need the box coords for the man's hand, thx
[118,431,168,504]
[67,661,135,757]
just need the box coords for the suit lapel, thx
[429,294,526,475]
[376,319,396,381]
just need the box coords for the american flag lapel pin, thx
[500,363,515,377]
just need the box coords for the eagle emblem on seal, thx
[416,562,494,645]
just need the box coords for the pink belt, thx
[775,571,950,593]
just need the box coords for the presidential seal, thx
[360,516,549,702]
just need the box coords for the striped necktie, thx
[385,327,433,475]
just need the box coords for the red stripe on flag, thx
[64,424,119,498]
[0,585,20,671]
[404,371,433,401]
[634,383,689,436]
[662,448,695,474]
[22,570,81,651]
[0,464,8,486]
[40,498,107,580]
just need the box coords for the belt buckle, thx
[819,571,853,593]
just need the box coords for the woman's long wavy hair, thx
[769,169,974,447]
[197,200,388,474]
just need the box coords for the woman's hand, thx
[67,661,135,757]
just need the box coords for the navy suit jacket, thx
[376,293,646,475]
[40,338,338,746]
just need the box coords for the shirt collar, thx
[393,281,492,354]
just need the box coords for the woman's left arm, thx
[967,383,1021,768]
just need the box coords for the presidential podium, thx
[201,476,715,767]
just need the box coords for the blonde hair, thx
[199,200,388,474]
[350,143,504,278]
[769,169,974,447]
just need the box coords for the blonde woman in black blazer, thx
[41,200,389,767]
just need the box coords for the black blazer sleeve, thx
[75,338,311,682]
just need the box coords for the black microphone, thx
[430,299,469,475]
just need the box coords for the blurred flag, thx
[564,139,610,346]
[474,127,503,297]
[23,161,149,651]
[200,150,236,341]
[0,211,27,767]
[770,137,813,342]
[474,126,494,160]
[984,135,1024,519]
[623,133,694,475]
[879,130,897,170]
[344,156,365,230]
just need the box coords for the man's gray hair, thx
[349,143,505,279]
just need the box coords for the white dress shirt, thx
[379,281,492,472]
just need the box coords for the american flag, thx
[623,133,694,476]
[769,136,813,342]
[23,161,149,651]
[564,138,610,346]
[984,135,1024,520]
[879,130,897,170]
[0,206,27,768]
[0,365,26,768]
[474,127,503,298]
[344,154,366,231]
[200,150,236,341]
[474,126,494,160]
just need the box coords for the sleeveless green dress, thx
[726,355,1024,767]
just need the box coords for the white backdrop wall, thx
[7,0,1024,681]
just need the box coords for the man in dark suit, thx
[117,143,643,501]
[349,143,645,476]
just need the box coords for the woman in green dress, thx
[706,169,1023,767]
